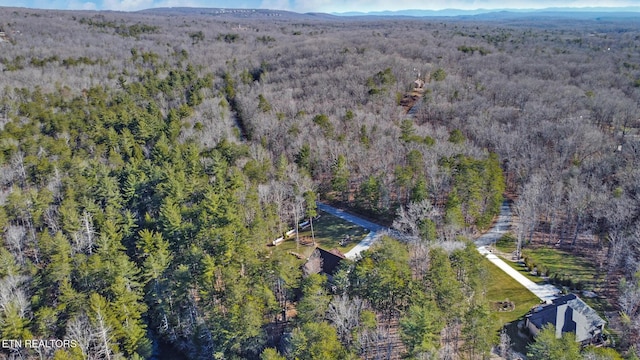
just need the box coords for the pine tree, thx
[527,325,581,360]
[331,155,350,202]
[400,300,444,356]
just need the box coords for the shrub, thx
[431,68,447,81]
[537,265,547,277]
[448,129,465,144]
[575,281,584,291]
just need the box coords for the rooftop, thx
[528,294,606,343]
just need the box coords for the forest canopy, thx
[0,6,639,360]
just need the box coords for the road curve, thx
[318,201,561,302]
[474,201,560,302]
[316,203,387,259]
[475,201,512,247]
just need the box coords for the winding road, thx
[474,201,560,302]
[474,201,512,247]
[316,203,387,259]
[319,201,560,302]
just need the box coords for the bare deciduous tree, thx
[497,328,512,359]
[5,225,27,264]
[326,295,368,347]
[392,200,438,239]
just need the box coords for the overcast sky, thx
[1,0,639,12]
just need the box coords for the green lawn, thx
[270,210,367,258]
[492,234,613,327]
[493,234,546,284]
[484,259,541,331]
[495,233,517,253]
[522,248,612,314]
[520,247,601,290]
[495,234,602,290]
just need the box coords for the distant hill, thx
[334,7,640,19]
[138,6,640,23]
[138,7,338,20]
[466,9,640,21]
[335,9,493,17]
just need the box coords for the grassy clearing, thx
[495,234,602,290]
[495,233,517,253]
[484,259,541,330]
[583,296,615,317]
[492,234,613,326]
[520,247,600,289]
[493,235,546,284]
[270,210,368,258]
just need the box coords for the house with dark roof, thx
[525,294,606,345]
[302,247,346,280]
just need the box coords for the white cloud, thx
[260,0,291,11]
[152,0,264,10]
[69,0,98,10]
[31,0,73,9]
[101,0,155,11]
[154,0,202,7]
[289,0,335,12]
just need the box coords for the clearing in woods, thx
[270,210,368,258]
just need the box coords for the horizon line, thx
[2,5,640,15]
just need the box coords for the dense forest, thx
[0,6,639,360]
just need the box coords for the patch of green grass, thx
[495,233,517,253]
[583,296,615,317]
[484,259,541,331]
[270,210,367,258]
[492,240,613,327]
[521,247,601,290]
[300,211,368,247]
[495,234,603,291]
[492,234,546,285]
[271,236,316,259]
